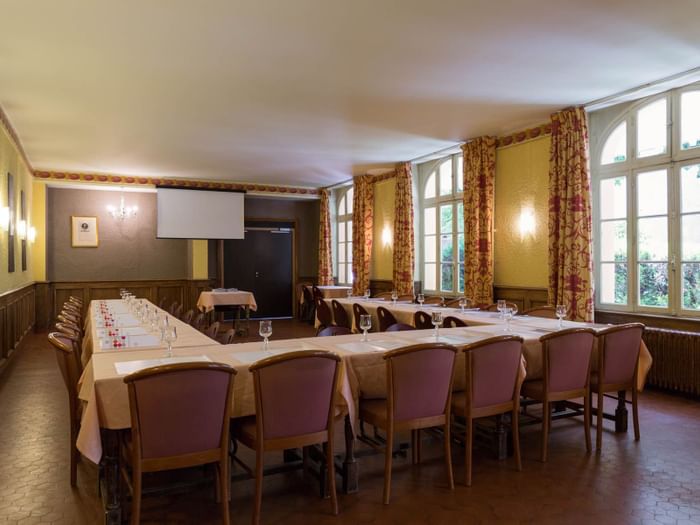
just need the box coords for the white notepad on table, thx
[114,355,212,375]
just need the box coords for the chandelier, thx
[107,191,138,220]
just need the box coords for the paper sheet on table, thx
[126,334,161,347]
[114,355,212,375]
[96,326,148,337]
[232,342,318,364]
[337,340,404,353]
[414,334,479,345]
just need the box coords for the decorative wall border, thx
[496,122,551,148]
[33,170,320,196]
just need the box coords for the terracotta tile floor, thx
[2,323,700,524]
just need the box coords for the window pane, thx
[347,220,352,240]
[638,263,668,307]
[681,91,700,150]
[456,156,463,192]
[347,242,352,264]
[600,220,627,261]
[600,177,626,219]
[457,202,464,232]
[441,264,454,291]
[338,265,346,284]
[338,222,345,242]
[439,159,452,196]
[424,263,436,290]
[600,262,627,304]
[457,233,464,262]
[458,264,465,293]
[424,235,436,263]
[424,173,436,199]
[347,188,353,210]
[338,195,346,216]
[682,263,700,310]
[424,207,436,235]
[348,265,354,284]
[440,205,453,233]
[637,170,667,216]
[638,217,667,261]
[682,214,700,261]
[601,122,627,164]
[440,235,453,262]
[681,164,700,213]
[338,243,346,263]
[637,98,667,158]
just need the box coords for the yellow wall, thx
[31,181,46,281]
[370,178,395,281]
[493,136,550,288]
[190,239,208,279]
[0,123,35,294]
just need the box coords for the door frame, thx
[218,218,298,318]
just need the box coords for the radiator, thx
[643,327,700,396]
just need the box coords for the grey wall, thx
[47,188,188,281]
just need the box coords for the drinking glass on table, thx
[417,293,425,307]
[556,304,567,329]
[259,320,272,351]
[391,290,398,304]
[159,313,170,339]
[149,310,160,333]
[497,299,507,319]
[163,325,177,358]
[458,296,470,312]
[364,289,371,300]
[503,307,514,332]
[359,314,372,342]
[346,288,353,299]
[431,310,443,340]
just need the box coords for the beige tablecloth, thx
[196,290,257,313]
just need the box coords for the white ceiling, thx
[1,0,699,187]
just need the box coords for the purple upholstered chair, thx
[359,343,457,504]
[353,303,370,333]
[413,310,433,330]
[317,326,352,336]
[452,335,524,485]
[376,306,398,332]
[122,362,236,525]
[522,328,596,462]
[385,322,414,332]
[443,316,467,328]
[315,297,333,331]
[232,351,341,524]
[331,299,350,329]
[592,323,644,450]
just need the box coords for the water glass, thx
[346,288,353,299]
[458,296,469,312]
[259,320,272,350]
[391,290,398,304]
[431,310,443,340]
[417,293,425,306]
[497,299,507,319]
[364,289,371,300]
[503,307,514,332]
[359,314,372,342]
[556,304,567,329]
[163,325,177,357]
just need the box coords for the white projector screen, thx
[156,187,245,239]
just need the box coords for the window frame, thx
[335,185,353,286]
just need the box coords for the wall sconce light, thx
[518,207,536,240]
[0,206,9,231]
[17,219,27,240]
[382,224,393,247]
[28,227,37,243]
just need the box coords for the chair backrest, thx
[443,298,462,308]
[55,321,80,338]
[413,310,433,330]
[312,285,323,300]
[222,328,236,344]
[376,306,397,332]
[373,292,393,299]
[331,300,350,329]
[597,323,645,385]
[68,296,83,307]
[47,333,81,418]
[541,328,596,393]
[57,314,82,335]
[398,294,415,302]
[251,351,340,440]
[463,335,524,409]
[168,301,179,315]
[315,297,333,328]
[352,303,370,332]
[192,312,206,330]
[124,363,236,461]
[173,304,183,319]
[317,326,352,336]
[302,285,314,304]
[181,309,194,324]
[386,323,415,332]
[423,295,444,306]
[63,301,81,315]
[522,306,558,319]
[481,302,517,312]
[158,297,168,309]
[59,310,80,324]
[205,321,220,340]
[443,316,467,328]
[384,344,457,421]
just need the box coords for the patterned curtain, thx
[548,107,594,322]
[393,162,414,295]
[317,188,333,286]
[462,136,496,306]
[352,175,374,295]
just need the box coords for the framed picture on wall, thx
[71,216,99,247]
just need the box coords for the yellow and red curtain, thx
[317,188,333,286]
[548,107,594,322]
[352,175,374,295]
[462,136,496,306]
[393,163,414,295]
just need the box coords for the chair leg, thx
[220,459,231,525]
[512,410,522,472]
[584,389,592,452]
[253,449,264,525]
[130,468,142,525]
[465,418,473,487]
[326,440,338,516]
[632,386,640,441]
[541,401,550,462]
[383,425,394,504]
[596,390,604,451]
[444,423,454,490]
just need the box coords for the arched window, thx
[336,187,353,285]
[592,84,700,315]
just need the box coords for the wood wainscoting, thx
[493,285,549,311]
[0,283,36,371]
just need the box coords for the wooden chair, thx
[376,306,398,332]
[452,335,524,485]
[68,296,83,308]
[206,321,220,340]
[47,333,82,486]
[173,304,183,320]
[63,301,82,317]
[222,328,236,345]
[413,311,433,330]
[481,302,517,312]
[181,309,194,325]
[359,343,457,504]
[443,298,464,308]
[522,328,596,461]
[373,291,393,300]
[315,297,333,331]
[158,297,168,309]
[232,351,341,524]
[385,323,414,332]
[443,316,467,328]
[521,306,558,319]
[192,312,206,330]
[592,323,645,450]
[397,294,415,302]
[331,300,350,329]
[352,303,370,333]
[423,295,444,306]
[317,326,352,336]
[121,362,236,525]
[168,301,179,315]
[300,286,315,323]
[57,314,83,337]
[312,285,323,300]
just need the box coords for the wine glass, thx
[391,290,398,304]
[159,313,170,340]
[497,299,507,319]
[503,307,514,332]
[556,304,567,329]
[259,320,272,350]
[346,288,353,299]
[149,310,160,334]
[359,314,372,342]
[431,311,443,340]
[417,293,425,307]
[163,325,177,358]
[458,296,470,312]
[364,289,371,300]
